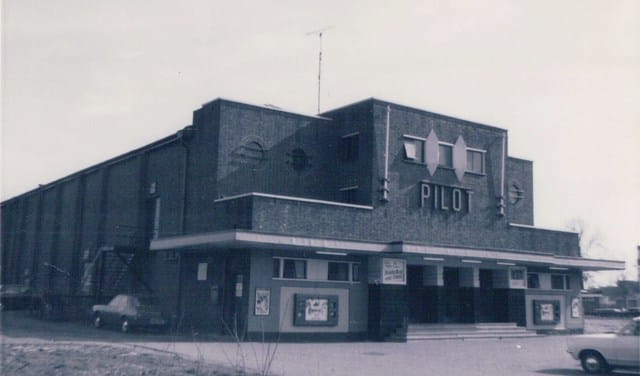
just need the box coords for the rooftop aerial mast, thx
[306,26,332,113]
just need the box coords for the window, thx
[339,133,359,161]
[273,257,360,283]
[551,274,571,290]
[283,259,307,279]
[340,186,358,204]
[147,197,161,240]
[272,258,280,278]
[619,320,640,336]
[438,143,453,168]
[352,263,360,282]
[328,262,350,281]
[466,149,485,174]
[403,137,425,163]
[527,273,540,288]
[510,269,524,280]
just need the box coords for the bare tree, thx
[567,218,607,288]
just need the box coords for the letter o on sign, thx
[452,189,462,212]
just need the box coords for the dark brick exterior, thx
[1,97,580,307]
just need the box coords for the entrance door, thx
[179,255,225,334]
[407,266,439,323]
[477,269,494,322]
[407,266,422,323]
[477,269,510,323]
[443,267,474,323]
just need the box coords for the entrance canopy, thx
[150,230,624,272]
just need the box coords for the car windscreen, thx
[618,320,640,336]
[135,297,159,307]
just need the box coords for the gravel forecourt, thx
[1,311,635,376]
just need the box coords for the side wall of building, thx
[0,135,189,297]
[214,101,336,203]
[506,157,534,225]
[321,100,375,205]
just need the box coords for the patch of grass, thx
[0,343,242,376]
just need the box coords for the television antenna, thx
[306,26,333,113]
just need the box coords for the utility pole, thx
[306,26,332,113]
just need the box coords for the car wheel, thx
[121,318,130,334]
[93,313,103,329]
[580,351,609,374]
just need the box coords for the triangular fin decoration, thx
[426,130,439,176]
[453,135,467,182]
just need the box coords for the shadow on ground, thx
[537,368,640,375]
[535,369,584,375]
[1,310,232,344]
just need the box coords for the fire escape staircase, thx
[80,225,153,300]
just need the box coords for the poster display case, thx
[294,294,339,326]
[533,300,561,325]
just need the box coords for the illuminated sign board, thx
[382,258,406,285]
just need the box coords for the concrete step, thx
[393,322,537,341]
[408,322,519,331]
[404,331,538,341]
[407,326,528,333]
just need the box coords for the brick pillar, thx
[368,284,408,341]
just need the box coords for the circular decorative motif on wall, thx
[232,140,265,166]
[289,148,309,171]
[509,182,525,205]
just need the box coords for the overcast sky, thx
[2,0,638,286]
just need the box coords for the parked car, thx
[92,294,167,333]
[0,284,35,311]
[566,316,640,373]
[593,307,637,317]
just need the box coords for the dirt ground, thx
[0,310,256,376]
[0,311,632,376]
[1,342,237,376]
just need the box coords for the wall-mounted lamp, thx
[316,251,348,257]
[461,259,482,264]
[423,257,445,262]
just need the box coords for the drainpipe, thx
[497,132,506,216]
[177,126,194,233]
[175,125,193,331]
[380,105,391,202]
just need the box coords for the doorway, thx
[179,254,226,334]
[443,267,474,323]
[407,265,440,323]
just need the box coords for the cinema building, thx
[1,98,624,340]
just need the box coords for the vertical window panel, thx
[466,149,485,173]
[439,144,453,168]
[283,259,306,279]
[328,262,349,281]
[272,258,281,278]
[339,134,359,161]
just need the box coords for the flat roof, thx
[202,97,332,121]
[321,97,508,133]
[150,229,625,272]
